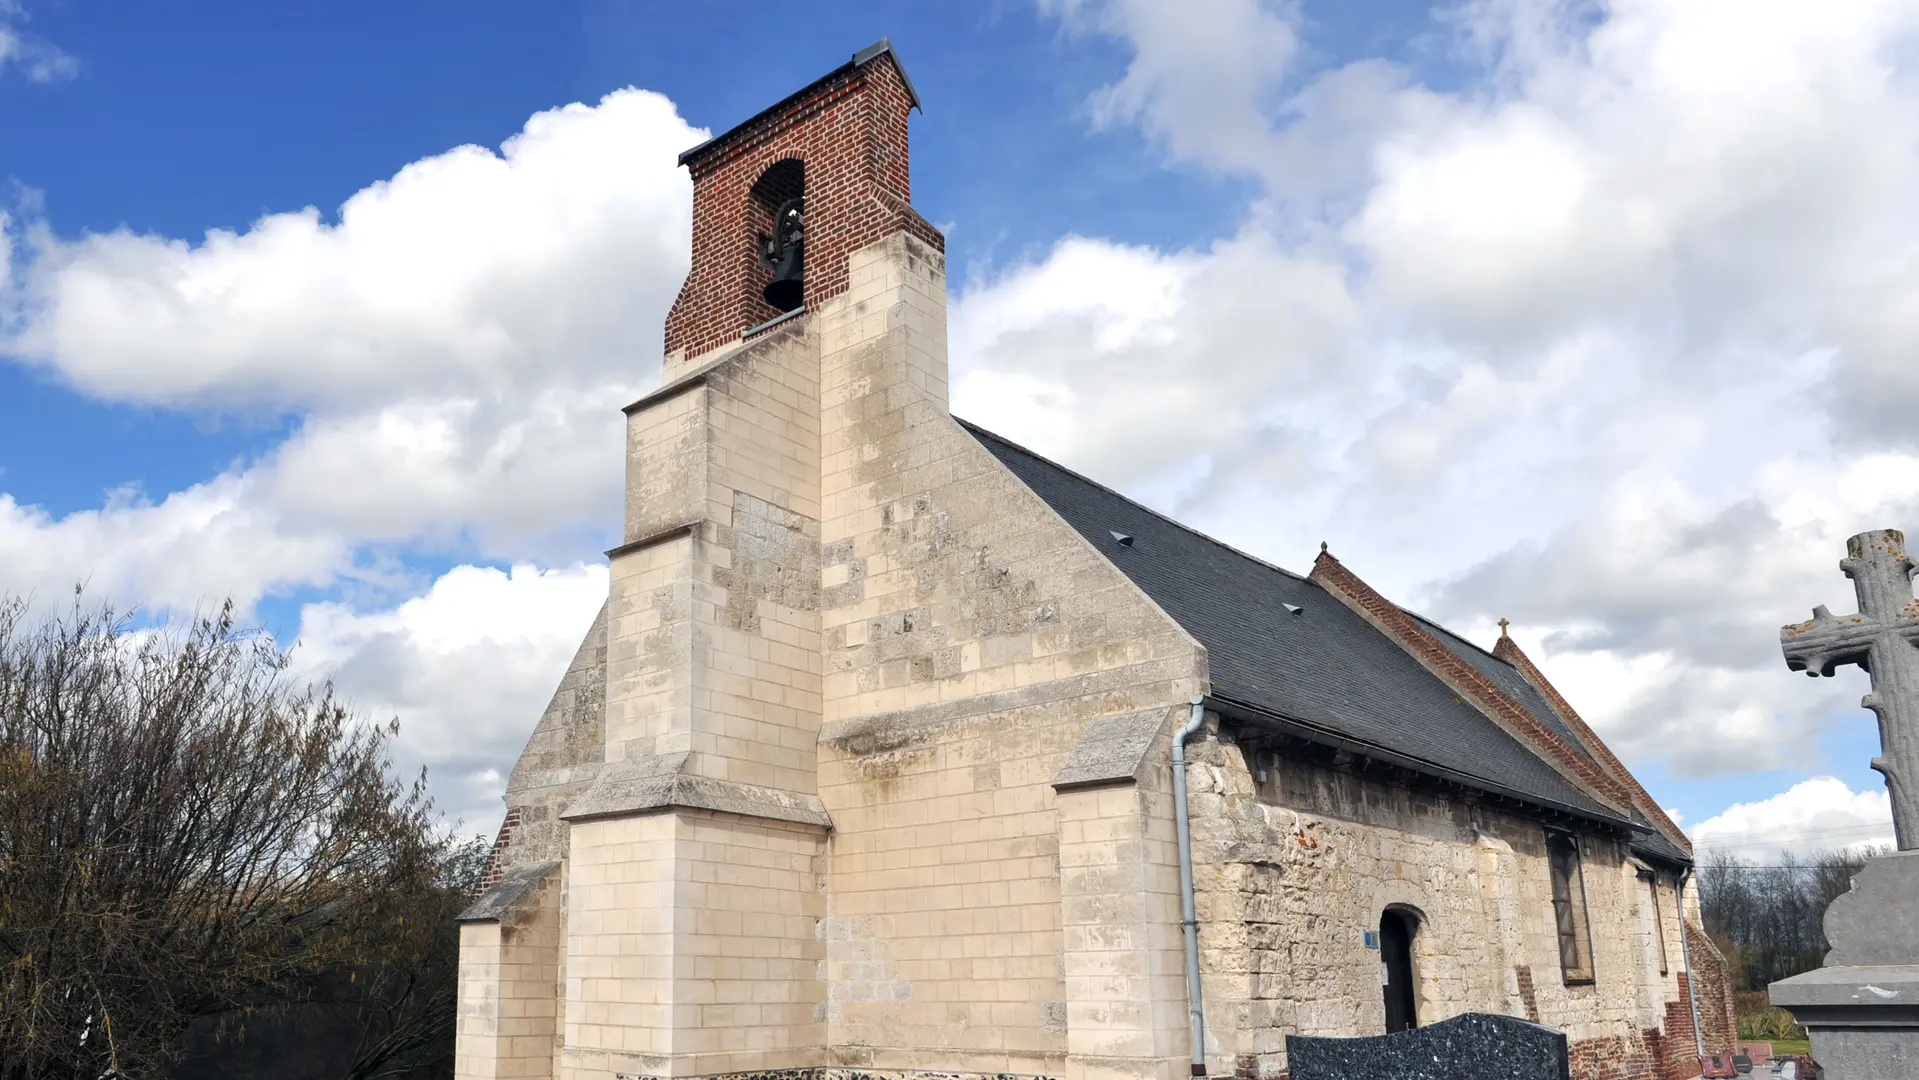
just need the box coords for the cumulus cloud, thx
[1041,0,1303,181]
[10,89,694,410]
[290,563,608,834]
[0,476,352,612]
[958,0,1919,785]
[0,89,703,605]
[1690,776,1895,858]
[0,3,76,84]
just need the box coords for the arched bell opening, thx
[749,158,806,315]
[1379,906,1421,1034]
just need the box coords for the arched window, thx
[1380,908,1419,1033]
[749,159,806,314]
[1547,833,1595,984]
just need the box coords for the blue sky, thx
[2,0,1912,854]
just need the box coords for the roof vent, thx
[1283,603,1304,616]
[1110,531,1134,547]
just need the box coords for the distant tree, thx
[0,595,482,1080]
[1699,844,1885,991]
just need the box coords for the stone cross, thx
[1781,528,1919,850]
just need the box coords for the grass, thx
[1767,1038,1812,1056]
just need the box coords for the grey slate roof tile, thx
[964,420,1634,829]
[1408,611,1601,768]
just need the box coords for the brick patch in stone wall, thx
[476,806,519,891]
[1516,964,1541,1023]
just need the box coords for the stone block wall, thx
[553,272,834,1078]
[811,232,1207,1078]
[603,318,823,784]
[1056,779,1190,1080]
[486,604,609,886]
[1186,728,1701,1080]
[558,810,827,1079]
[457,867,564,1080]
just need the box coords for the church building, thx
[455,41,1735,1080]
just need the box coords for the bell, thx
[760,197,806,313]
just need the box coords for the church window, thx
[1547,833,1594,984]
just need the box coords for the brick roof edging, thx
[1492,633,1692,853]
[1308,549,1637,814]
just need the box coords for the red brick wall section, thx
[1568,1032,1658,1080]
[1309,549,1636,810]
[1494,633,1691,852]
[1564,1021,1715,1080]
[476,806,521,893]
[1657,972,1706,1080]
[1685,920,1737,1054]
[664,52,945,362]
[1516,964,1542,1023]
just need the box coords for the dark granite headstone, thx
[1286,1012,1570,1080]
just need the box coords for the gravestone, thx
[1285,1012,1569,1080]
[1769,529,1919,1078]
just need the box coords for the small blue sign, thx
[1363,930,1380,950]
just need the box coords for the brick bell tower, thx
[661,39,944,374]
[452,41,950,1080]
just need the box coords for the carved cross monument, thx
[1780,528,1918,850]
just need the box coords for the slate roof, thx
[1409,612,1601,770]
[1630,819,1694,866]
[964,420,1642,833]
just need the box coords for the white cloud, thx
[10,89,695,411]
[290,562,608,835]
[960,0,1919,793]
[0,476,351,612]
[0,89,703,608]
[0,3,76,84]
[1041,0,1303,181]
[1690,776,1895,858]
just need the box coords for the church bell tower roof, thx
[676,38,921,168]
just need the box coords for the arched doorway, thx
[1380,908,1418,1033]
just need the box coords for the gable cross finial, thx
[1498,617,1510,638]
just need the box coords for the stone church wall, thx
[461,208,1713,1079]
[555,300,834,1080]
[484,604,609,888]
[812,232,1208,1078]
[1182,725,1702,1080]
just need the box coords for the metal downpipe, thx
[1676,867,1704,1058]
[1175,695,1208,1077]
